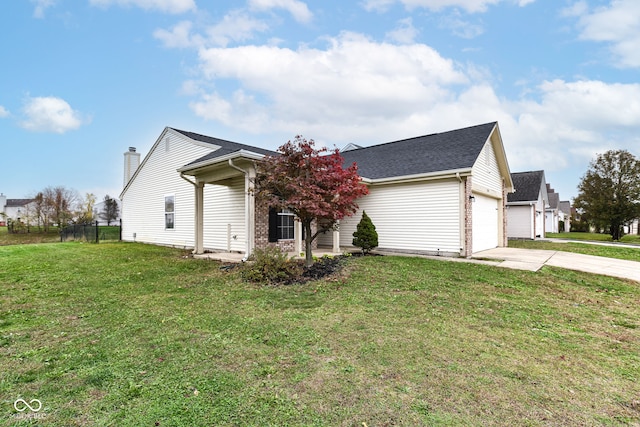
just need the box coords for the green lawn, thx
[547,232,640,245]
[1,243,639,426]
[0,226,60,246]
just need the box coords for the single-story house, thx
[120,122,514,258]
[545,184,560,234]
[0,193,35,225]
[559,200,572,232]
[507,170,549,239]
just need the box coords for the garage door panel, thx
[472,194,498,252]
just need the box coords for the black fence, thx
[60,220,122,243]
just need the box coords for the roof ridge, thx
[342,121,496,152]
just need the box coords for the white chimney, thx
[0,193,6,214]
[123,147,141,187]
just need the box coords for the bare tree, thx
[41,186,79,227]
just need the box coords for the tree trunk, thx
[304,221,314,267]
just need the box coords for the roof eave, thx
[178,150,266,174]
[363,168,473,185]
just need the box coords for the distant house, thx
[120,122,514,258]
[0,193,35,226]
[507,170,549,239]
[545,184,561,233]
[559,200,572,232]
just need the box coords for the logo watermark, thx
[12,398,46,420]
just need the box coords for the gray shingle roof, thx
[559,201,571,215]
[507,171,545,203]
[548,192,560,209]
[172,128,278,167]
[6,199,33,207]
[176,122,499,180]
[341,122,497,180]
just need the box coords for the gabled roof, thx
[6,199,33,207]
[341,122,498,180]
[559,201,571,215]
[172,128,278,168]
[548,192,560,209]
[508,171,546,203]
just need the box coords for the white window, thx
[277,209,295,240]
[165,195,175,229]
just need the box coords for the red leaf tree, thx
[255,136,369,267]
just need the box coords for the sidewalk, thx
[473,247,640,283]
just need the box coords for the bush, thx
[241,246,303,285]
[352,211,378,254]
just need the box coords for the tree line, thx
[6,186,120,232]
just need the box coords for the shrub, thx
[241,246,303,284]
[352,211,378,254]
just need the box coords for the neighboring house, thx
[559,200,571,232]
[507,170,549,239]
[120,122,514,258]
[0,193,35,225]
[544,184,560,233]
[624,218,639,235]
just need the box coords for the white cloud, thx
[205,11,270,47]
[89,0,196,14]
[20,96,87,134]
[0,106,9,118]
[573,0,640,68]
[154,21,200,48]
[385,17,419,44]
[192,32,468,138]
[439,11,484,38]
[31,0,55,18]
[154,12,269,48]
[248,0,313,23]
[362,0,532,13]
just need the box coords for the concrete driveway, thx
[473,247,640,283]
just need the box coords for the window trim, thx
[164,194,175,230]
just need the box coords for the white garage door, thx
[472,193,499,253]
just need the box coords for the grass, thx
[0,226,60,245]
[1,242,639,426]
[547,232,640,245]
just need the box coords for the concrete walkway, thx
[472,247,640,282]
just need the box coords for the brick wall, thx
[254,198,317,253]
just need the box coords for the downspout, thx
[228,159,252,261]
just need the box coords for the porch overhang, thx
[178,150,265,184]
[178,150,265,258]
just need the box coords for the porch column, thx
[295,221,303,254]
[194,181,204,254]
[246,169,256,257]
[332,222,340,253]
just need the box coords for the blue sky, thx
[1,0,639,204]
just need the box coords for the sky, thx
[1,0,639,204]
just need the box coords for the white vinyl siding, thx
[202,177,246,252]
[338,180,461,254]
[121,130,216,248]
[471,140,503,195]
[507,205,533,239]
